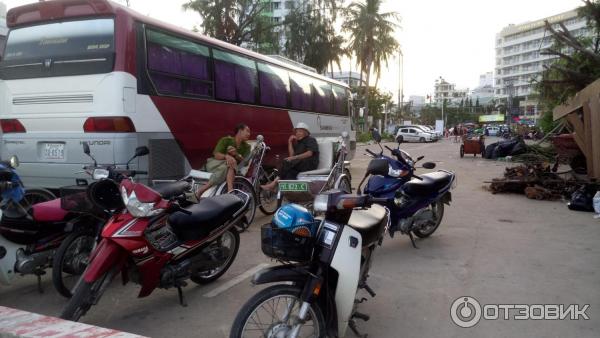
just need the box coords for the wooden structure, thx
[553,78,600,180]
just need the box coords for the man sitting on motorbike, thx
[195,123,251,198]
[261,122,319,191]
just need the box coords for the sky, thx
[1,0,587,101]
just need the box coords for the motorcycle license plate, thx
[42,143,65,160]
[278,182,309,192]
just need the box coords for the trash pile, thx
[483,137,528,160]
[487,163,577,200]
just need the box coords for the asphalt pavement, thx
[1,137,598,338]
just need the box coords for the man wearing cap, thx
[262,122,319,190]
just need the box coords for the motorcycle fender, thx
[330,226,362,338]
[0,237,23,285]
[83,239,126,283]
[252,265,309,285]
[441,192,452,205]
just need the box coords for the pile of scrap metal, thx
[487,163,579,200]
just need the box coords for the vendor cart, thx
[460,134,485,157]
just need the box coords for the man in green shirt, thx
[195,123,251,198]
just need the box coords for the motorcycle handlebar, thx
[366,149,378,157]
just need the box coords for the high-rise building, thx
[495,8,591,120]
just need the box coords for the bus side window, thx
[313,80,332,114]
[332,85,349,116]
[146,29,212,98]
[289,72,312,111]
[213,49,258,104]
[258,62,290,108]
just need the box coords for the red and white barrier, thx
[0,306,148,338]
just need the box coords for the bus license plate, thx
[42,143,65,160]
[278,182,309,192]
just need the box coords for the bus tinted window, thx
[0,19,114,79]
[313,80,332,113]
[146,29,212,97]
[333,85,349,115]
[258,62,289,108]
[289,72,312,111]
[214,49,258,104]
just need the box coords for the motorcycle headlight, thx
[121,187,163,218]
[394,192,409,208]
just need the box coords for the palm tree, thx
[343,0,399,127]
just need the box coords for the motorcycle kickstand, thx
[408,232,419,249]
[176,285,188,307]
[34,270,45,294]
[348,319,368,338]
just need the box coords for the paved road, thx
[1,137,598,338]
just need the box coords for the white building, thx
[328,71,366,88]
[495,8,591,119]
[479,72,493,88]
[433,77,469,106]
[470,72,495,106]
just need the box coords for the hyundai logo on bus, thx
[451,296,590,328]
[80,141,111,146]
[43,58,52,69]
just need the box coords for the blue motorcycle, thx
[357,131,456,247]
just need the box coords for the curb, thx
[0,306,148,338]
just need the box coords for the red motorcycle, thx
[60,177,250,321]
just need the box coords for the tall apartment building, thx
[495,8,591,119]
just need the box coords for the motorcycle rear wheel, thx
[230,284,325,338]
[60,267,116,321]
[190,228,240,284]
[413,201,444,238]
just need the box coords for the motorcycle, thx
[230,184,392,338]
[60,177,251,321]
[358,130,456,247]
[51,144,149,298]
[0,156,88,292]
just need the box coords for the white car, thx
[486,126,500,136]
[396,127,435,143]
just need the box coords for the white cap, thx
[294,122,310,134]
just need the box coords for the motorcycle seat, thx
[168,194,244,240]
[348,204,387,247]
[402,171,453,196]
[153,181,191,200]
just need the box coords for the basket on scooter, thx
[260,223,317,262]
[60,185,95,213]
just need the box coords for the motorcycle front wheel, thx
[52,230,96,298]
[230,284,326,338]
[413,201,445,238]
[60,266,116,321]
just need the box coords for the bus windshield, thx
[0,18,114,79]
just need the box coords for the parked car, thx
[400,125,440,140]
[421,125,443,138]
[486,126,500,136]
[396,127,436,143]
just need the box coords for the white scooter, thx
[230,160,392,338]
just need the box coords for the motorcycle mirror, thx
[396,135,403,144]
[135,146,150,157]
[422,162,436,169]
[367,159,389,176]
[371,129,382,143]
[9,155,19,168]
[417,156,424,162]
[256,134,264,142]
[83,143,90,155]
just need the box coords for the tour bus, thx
[0,0,355,189]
